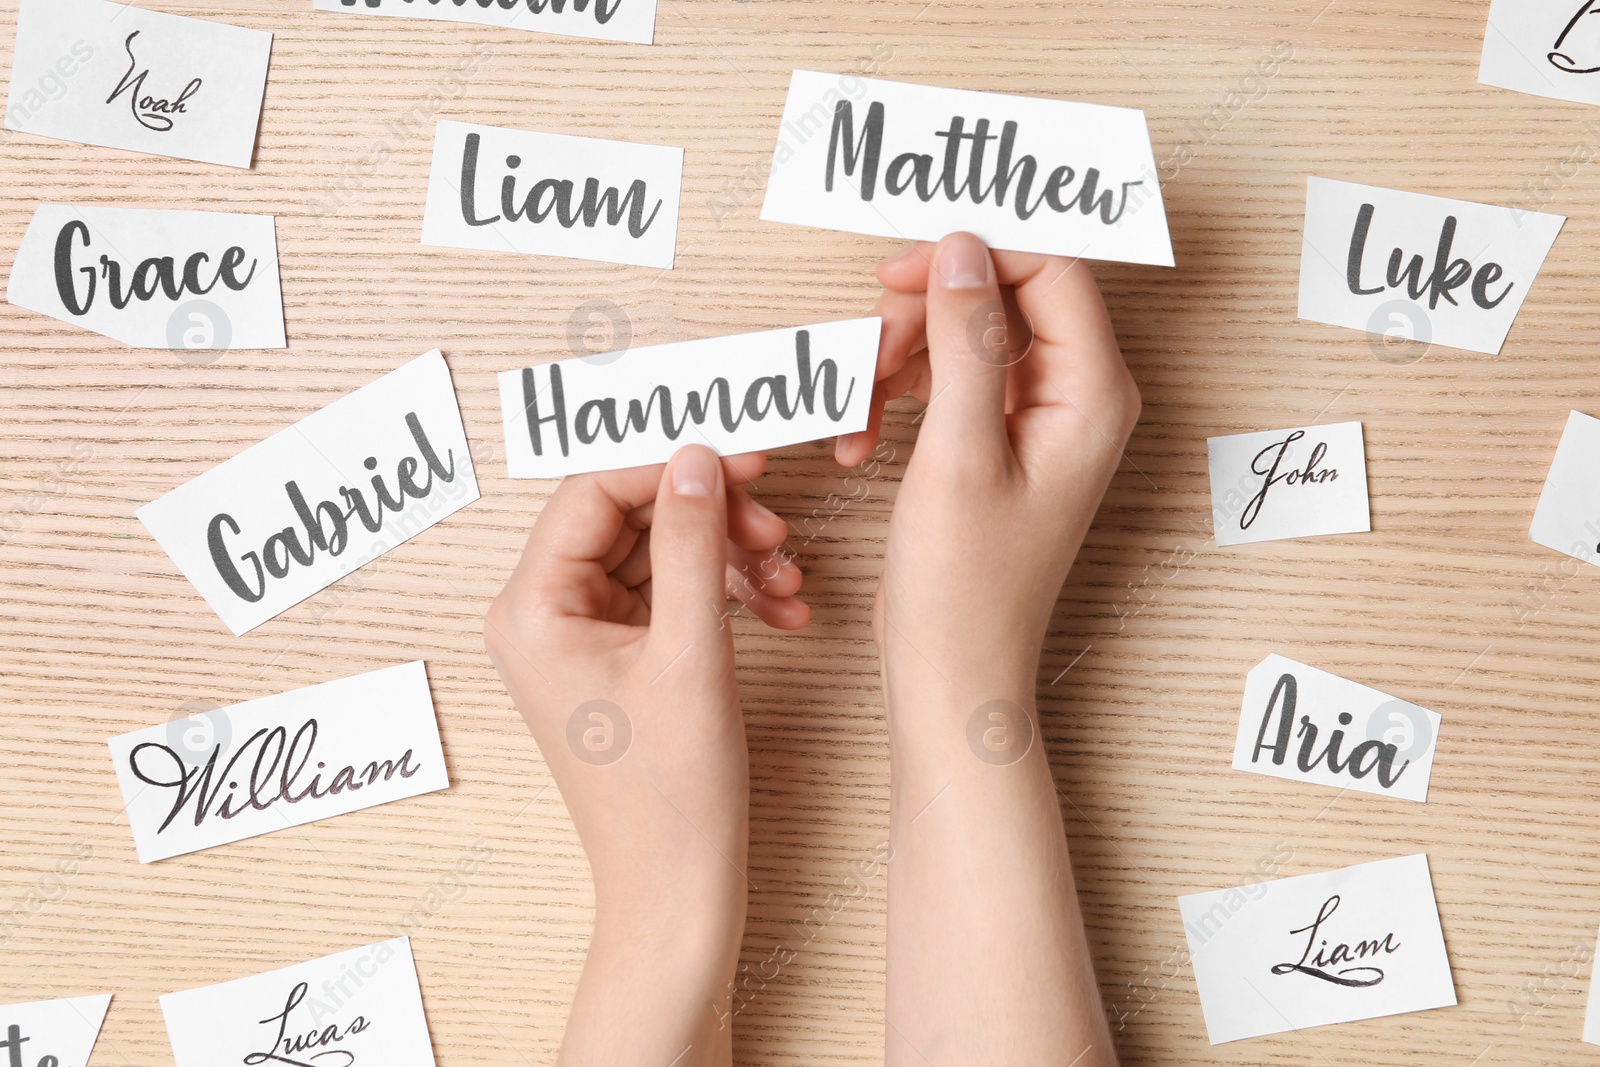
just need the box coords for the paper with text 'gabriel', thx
[498,318,880,478]
[108,661,448,863]
[760,71,1173,267]
[1206,421,1369,547]
[0,995,113,1067]
[137,350,478,635]
[1480,0,1600,107]
[312,0,655,45]
[1530,410,1600,566]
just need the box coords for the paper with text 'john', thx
[1206,421,1369,547]
[0,995,112,1067]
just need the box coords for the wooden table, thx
[5,1,1600,1063]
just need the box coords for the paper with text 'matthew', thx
[1481,0,1600,108]
[1180,853,1455,1044]
[499,317,880,478]
[1299,176,1564,356]
[760,70,1173,267]
[137,350,479,635]
[6,0,271,168]
[162,937,436,1067]
[8,203,285,350]
[1530,409,1600,565]
[312,0,655,45]
[1207,421,1369,546]
[0,995,112,1067]
[422,119,682,270]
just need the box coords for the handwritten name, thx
[336,0,622,25]
[106,32,201,133]
[244,982,370,1067]
[1,1024,59,1067]
[1271,895,1398,987]
[457,131,661,237]
[1346,203,1513,311]
[53,219,257,316]
[1239,430,1338,530]
[1251,672,1409,788]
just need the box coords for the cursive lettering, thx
[1251,672,1410,788]
[1,1023,60,1067]
[1238,430,1339,531]
[244,982,370,1067]
[52,219,256,317]
[458,132,661,237]
[105,32,202,133]
[337,0,622,25]
[1271,895,1398,987]
[1345,203,1513,310]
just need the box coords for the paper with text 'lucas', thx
[1233,654,1441,804]
[0,995,112,1067]
[137,350,478,635]
[498,318,880,478]
[1206,421,1369,546]
[311,0,655,45]
[1480,0,1600,108]
[1299,176,1564,356]
[1180,853,1455,1044]
[107,661,448,863]
[760,71,1173,267]
[161,937,436,1067]
[1530,410,1600,566]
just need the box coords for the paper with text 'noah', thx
[1207,421,1369,546]
[1233,655,1441,804]
[108,661,447,863]
[1299,176,1564,356]
[312,0,655,45]
[499,318,880,478]
[1530,410,1600,565]
[1180,853,1455,1044]
[162,937,436,1067]
[760,71,1173,268]
[0,995,112,1067]
[8,203,285,350]
[6,0,271,168]
[1480,0,1600,108]
[137,350,478,635]
[422,119,682,269]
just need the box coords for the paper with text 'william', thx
[760,71,1173,267]
[108,661,448,863]
[1233,655,1441,804]
[0,995,112,1066]
[1206,421,1369,547]
[162,937,436,1067]
[1530,410,1600,566]
[499,318,880,478]
[1299,176,1564,356]
[1180,853,1455,1044]
[312,0,655,45]
[137,350,478,635]
[1480,0,1600,108]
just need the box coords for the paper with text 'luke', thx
[498,318,880,478]
[162,937,436,1067]
[108,661,448,863]
[1207,421,1369,547]
[1299,176,1563,356]
[137,351,478,635]
[1530,410,1600,566]
[1586,928,1600,1044]
[1233,655,1441,804]
[760,71,1173,267]
[1180,853,1455,1044]
[0,995,113,1066]
[1480,0,1600,108]
[311,0,655,45]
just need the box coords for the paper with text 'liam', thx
[311,0,655,45]
[0,995,112,1066]
[422,119,682,269]
[1233,654,1441,803]
[1206,421,1369,546]
[1180,853,1455,1044]
[137,350,478,635]
[1586,928,1600,1044]
[162,937,436,1067]
[1299,176,1564,356]
[760,71,1173,267]
[7,204,285,350]
[1480,0,1600,108]
[1530,410,1600,565]
[499,318,880,478]
[6,0,271,168]
[107,662,447,863]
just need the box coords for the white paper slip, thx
[1233,655,1441,803]
[1480,0,1600,107]
[1207,421,1369,546]
[0,995,112,1066]
[499,318,880,478]
[1586,928,1600,1044]
[137,351,479,635]
[1530,410,1600,564]
[1180,853,1455,1044]
[7,204,285,350]
[312,0,655,45]
[108,662,448,863]
[760,70,1173,267]
[1298,176,1564,356]
[162,937,436,1067]
[5,0,271,168]
[422,119,682,270]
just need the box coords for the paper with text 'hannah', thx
[499,318,880,478]
[0,995,112,1066]
[137,351,478,635]
[8,203,285,350]
[421,119,682,269]
[1531,410,1600,566]
[1233,655,1441,804]
[1299,176,1564,356]
[1180,853,1455,1044]
[760,71,1173,268]
[108,662,447,863]
[161,937,436,1067]
[312,0,655,45]
[1206,421,1369,547]
[1480,0,1600,108]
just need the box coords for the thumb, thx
[923,231,1011,456]
[647,444,731,646]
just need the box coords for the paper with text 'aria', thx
[0,995,113,1066]
[1530,410,1600,566]
[1206,421,1369,546]
[1479,0,1600,108]
[312,0,655,45]
[137,350,478,635]
[498,318,880,478]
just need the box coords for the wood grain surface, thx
[5,1,1600,1064]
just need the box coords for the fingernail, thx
[937,232,992,289]
[671,447,718,497]
[749,497,780,522]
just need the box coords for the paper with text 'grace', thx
[108,662,448,863]
[1530,410,1600,566]
[6,0,271,168]
[1180,854,1455,1044]
[1233,655,1441,803]
[1206,421,1369,546]
[760,71,1173,267]
[312,0,655,45]
[1480,0,1600,108]
[0,995,112,1066]
[421,119,682,269]
[498,318,880,478]
[1298,176,1564,356]
[137,350,478,635]
[161,936,436,1067]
